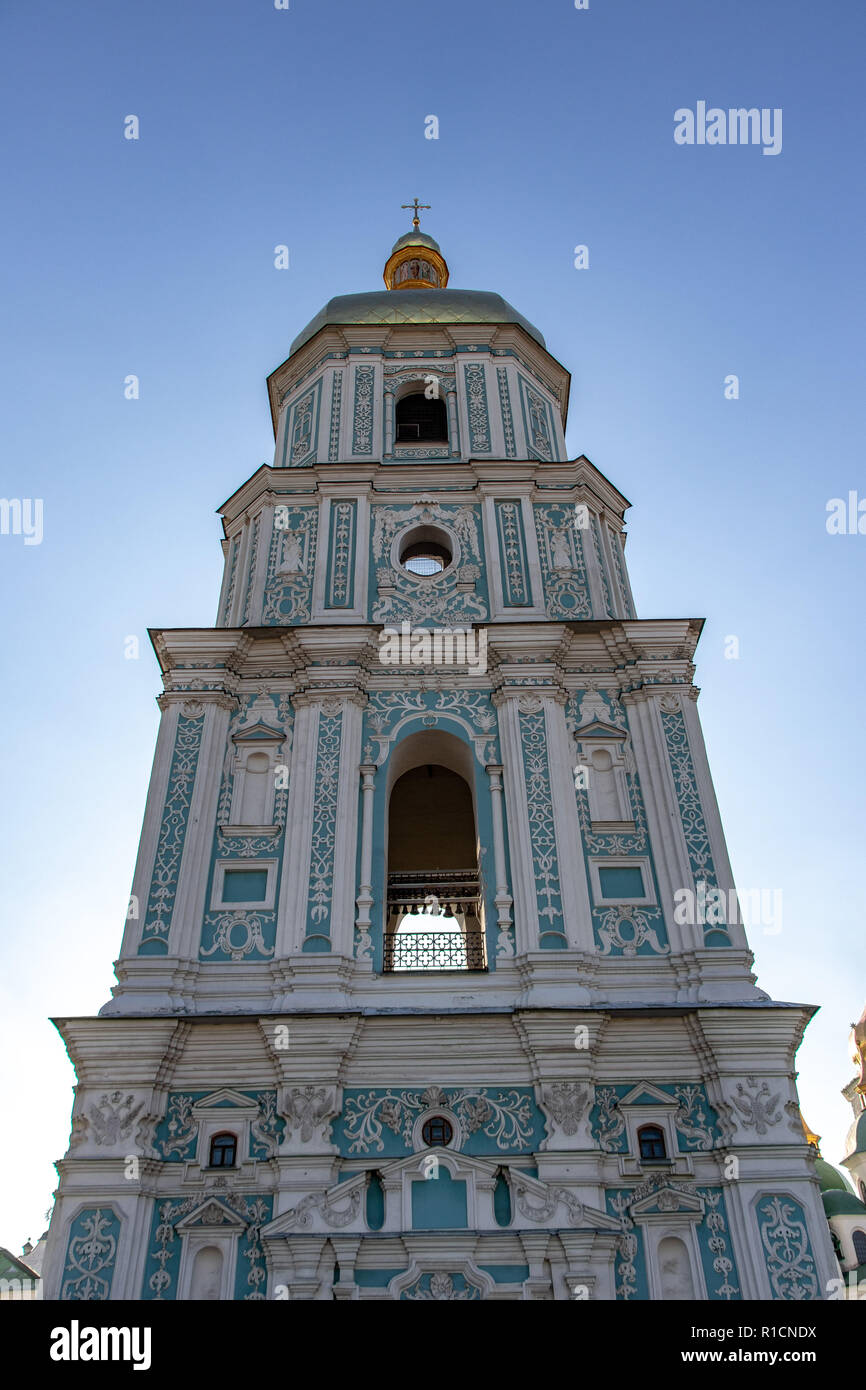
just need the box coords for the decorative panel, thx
[262,505,318,624]
[533,502,591,617]
[518,703,566,947]
[494,500,533,607]
[141,1193,273,1300]
[696,1187,741,1300]
[606,1189,649,1300]
[281,379,321,467]
[334,1086,546,1156]
[303,707,343,947]
[152,1090,284,1162]
[755,1193,819,1300]
[589,1083,722,1153]
[61,1208,121,1301]
[496,366,516,458]
[463,362,491,453]
[351,364,375,455]
[325,500,357,609]
[659,698,730,947]
[518,373,558,462]
[328,369,343,461]
[370,502,488,626]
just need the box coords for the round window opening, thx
[399,526,453,577]
[401,542,450,576]
[421,1116,454,1147]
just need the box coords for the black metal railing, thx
[386,868,480,919]
[383,930,487,972]
[384,868,486,971]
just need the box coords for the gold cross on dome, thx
[401,198,431,230]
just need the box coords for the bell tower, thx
[43,215,836,1302]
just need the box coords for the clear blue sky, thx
[1,0,863,1250]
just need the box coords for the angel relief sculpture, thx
[550,529,573,571]
[278,530,304,575]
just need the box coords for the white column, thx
[383,389,394,458]
[355,763,377,961]
[495,692,539,953]
[485,764,513,955]
[446,386,460,458]
[328,695,364,957]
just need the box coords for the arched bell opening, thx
[383,730,486,972]
[395,389,448,445]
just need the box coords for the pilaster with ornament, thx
[310,493,371,621]
[351,362,376,456]
[587,513,614,618]
[326,692,365,957]
[678,690,747,949]
[619,681,706,960]
[497,684,594,954]
[168,693,240,963]
[136,699,210,956]
[304,703,343,948]
[481,493,546,619]
[462,361,492,453]
[544,691,598,952]
[494,689,544,955]
[605,521,636,618]
[119,697,186,958]
[217,532,241,626]
[240,514,260,626]
[274,690,364,961]
[327,368,344,460]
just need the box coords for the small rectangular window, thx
[222,869,268,903]
[598,865,645,899]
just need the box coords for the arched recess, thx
[656,1235,697,1300]
[190,1246,224,1300]
[384,730,484,971]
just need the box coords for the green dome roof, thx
[390,230,443,255]
[815,1158,854,1194]
[290,288,546,356]
[822,1188,866,1218]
